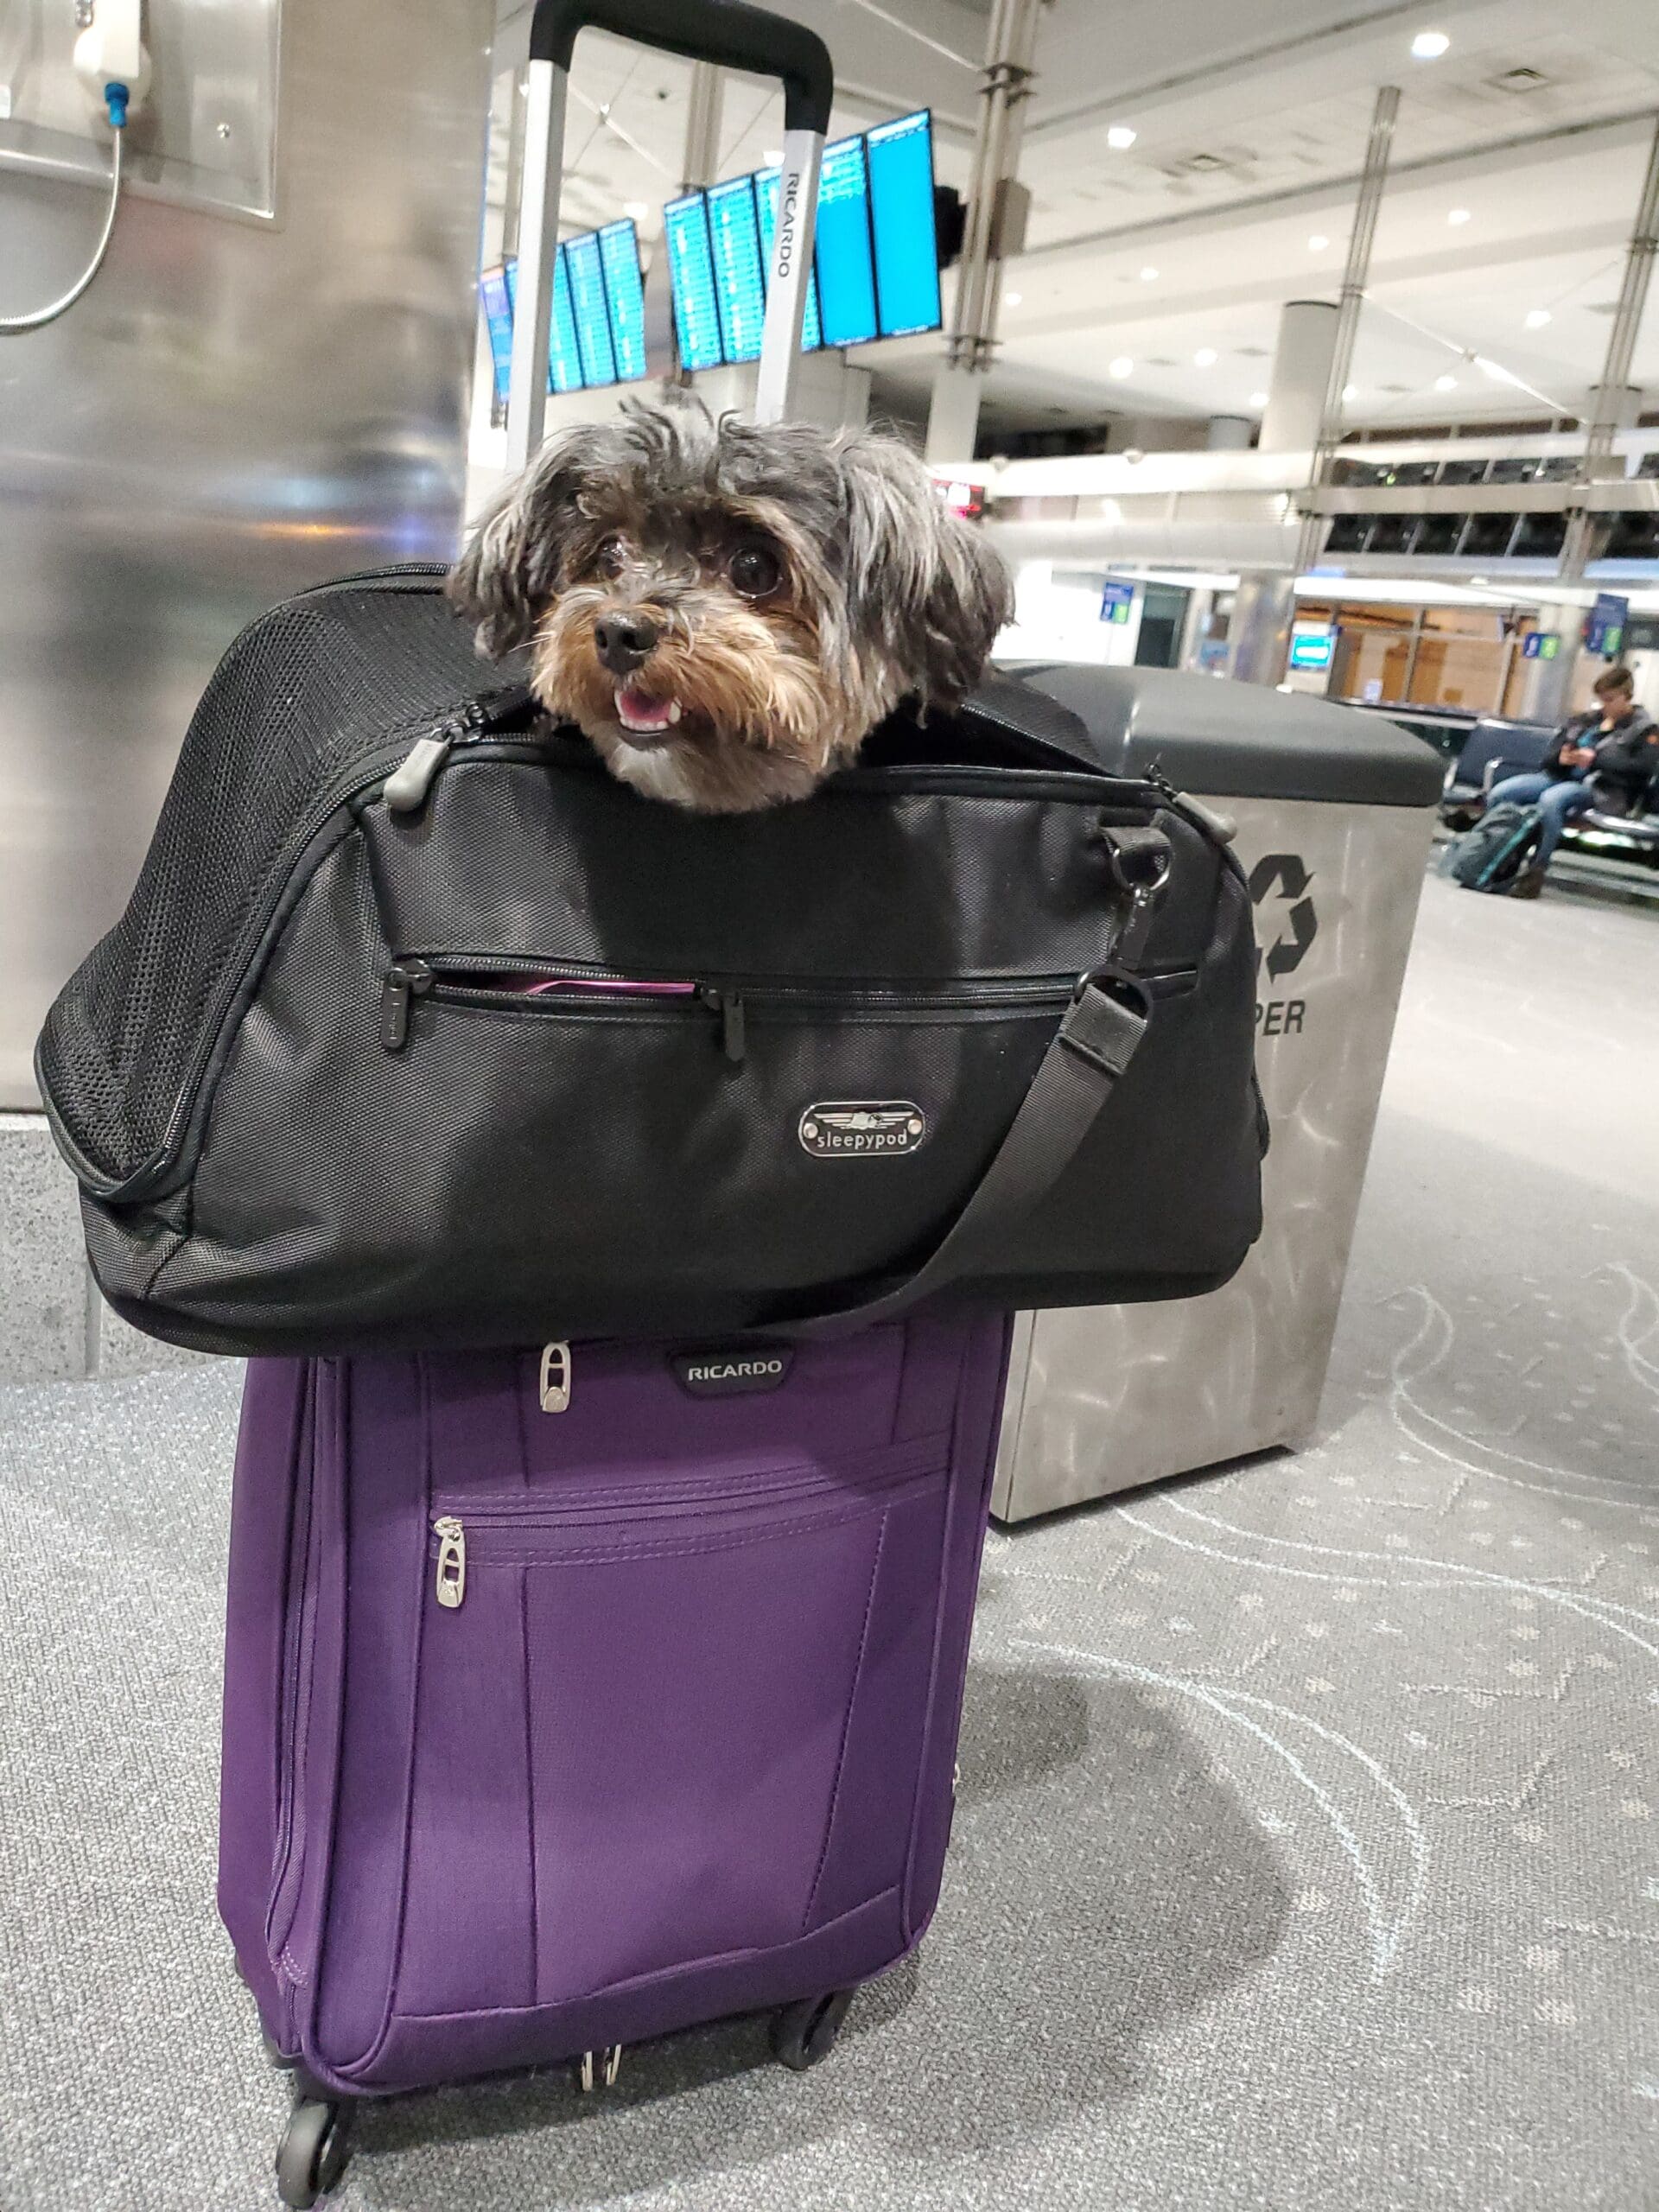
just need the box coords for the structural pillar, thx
[926,0,1046,462]
[1206,415,1251,451]
[680,62,723,192]
[1548,111,1659,720]
[1230,87,1400,687]
[1258,300,1339,456]
[926,362,986,464]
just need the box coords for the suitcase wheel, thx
[770,1988,855,2072]
[274,2094,354,2209]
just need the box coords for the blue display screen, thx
[754,165,822,353]
[867,111,942,339]
[598,219,648,382]
[480,265,513,404]
[504,257,585,395]
[813,135,879,348]
[564,231,617,387]
[664,193,726,372]
[706,176,767,363]
[548,251,585,393]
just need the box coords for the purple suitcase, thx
[219,1314,1010,2198]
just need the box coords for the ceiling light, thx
[622,200,648,221]
[1106,124,1137,150]
[1523,307,1552,329]
[1447,207,1471,226]
[1342,383,1357,401]
[1307,233,1330,251]
[1193,347,1217,366]
[1140,265,1159,282]
[762,147,783,166]
[1249,391,1269,408]
[1433,373,1458,391]
[1411,29,1451,59]
[1109,356,1135,378]
[1003,289,1022,307]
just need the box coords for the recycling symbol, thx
[1248,854,1319,982]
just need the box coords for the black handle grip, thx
[530,0,834,135]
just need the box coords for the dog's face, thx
[447,401,1012,812]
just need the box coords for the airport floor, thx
[3,871,1656,2212]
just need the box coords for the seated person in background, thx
[1484,665,1658,897]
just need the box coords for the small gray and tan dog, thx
[448,398,1012,813]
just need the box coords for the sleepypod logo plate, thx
[798,1102,929,1159]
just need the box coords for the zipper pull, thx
[379,957,435,1052]
[699,986,747,1064]
[384,688,536,815]
[1141,760,1236,845]
[539,1340,572,1413]
[433,1517,466,1609]
[384,733,457,813]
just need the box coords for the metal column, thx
[925,0,1046,461]
[1232,87,1400,686]
[680,61,724,191]
[1542,110,1659,720]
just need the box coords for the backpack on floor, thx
[1440,802,1541,893]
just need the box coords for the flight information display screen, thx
[599,219,648,381]
[496,229,649,399]
[706,176,767,363]
[480,266,513,404]
[564,230,617,386]
[813,134,879,348]
[867,111,942,338]
[655,111,941,372]
[547,251,586,393]
[664,192,726,372]
[754,164,823,353]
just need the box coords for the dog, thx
[447,398,1012,813]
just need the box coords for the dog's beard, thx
[530,587,890,814]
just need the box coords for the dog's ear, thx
[447,428,592,658]
[913,504,1015,709]
[836,432,1014,711]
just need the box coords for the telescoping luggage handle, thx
[506,0,836,471]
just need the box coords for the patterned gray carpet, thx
[2,874,1656,2212]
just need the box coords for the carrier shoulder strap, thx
[764,976,1148,1339]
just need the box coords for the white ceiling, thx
[493,0,1659,437]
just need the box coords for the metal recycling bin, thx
[990,665,1445,1522]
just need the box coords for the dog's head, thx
[447,398,1011,812]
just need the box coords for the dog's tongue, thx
[615,686,681,736]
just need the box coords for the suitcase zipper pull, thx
[698,985,747,1063]
[433,1517,467,1609]
[539,1340,572,1413]
[380,958,435,1052]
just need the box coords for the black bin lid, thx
[1012,663,1446,809]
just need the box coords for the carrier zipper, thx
[379,958,435,1052]
[383,694,531,814]
[697,985,747,1063]
[391,961,1082,1066]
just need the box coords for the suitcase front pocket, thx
[394,1442,955,2018]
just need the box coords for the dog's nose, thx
[593,610,661,675]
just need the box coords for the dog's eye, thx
[596,537,626,580]
[728,543,783,600]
